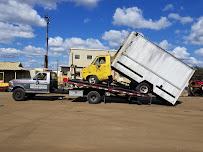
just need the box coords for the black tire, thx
[12,88,26,101]
[136,82,151,94]
[191,88,202,96]
[87,91,101,104]
[88,76,99,84]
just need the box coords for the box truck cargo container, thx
[111,32,195,105]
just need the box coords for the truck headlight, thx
[9,81,13,87]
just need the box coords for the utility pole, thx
[57,59,59,76]
[44,15,50,70]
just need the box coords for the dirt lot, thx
[0,92,202,152]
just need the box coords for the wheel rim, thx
[91,95,96,102]
[15,91,22,99]
[89,77,96,84]
[140,85,149,94]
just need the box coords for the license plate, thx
[69,90,83,97]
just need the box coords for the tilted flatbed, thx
[67,79,153,104]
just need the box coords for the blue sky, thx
[0,0,203,69]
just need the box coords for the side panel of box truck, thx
[112,32,195,105]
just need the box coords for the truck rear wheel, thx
[88,76,99,84]
[136,82,151,94]
[12,88,26,101]
[87,91,101,104]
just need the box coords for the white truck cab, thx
[9,71,58,101]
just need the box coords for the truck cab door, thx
[50,72,58,92]
[95,56,111,80]
[30,72,49,93]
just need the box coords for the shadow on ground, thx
[72,96,182,106]
[27,95,65,101]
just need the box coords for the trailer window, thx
[87,55,92,60]
[0,72,4,82]
[75,55,80,59]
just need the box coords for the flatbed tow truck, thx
[8,71,152,104]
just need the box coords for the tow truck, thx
[9,71,151,104]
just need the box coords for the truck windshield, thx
[91,57,98,65]
[92,57,106,65]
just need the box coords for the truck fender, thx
[12,85,25,92]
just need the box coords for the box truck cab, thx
[81,55,112,84]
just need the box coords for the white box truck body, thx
[112,32,195,105]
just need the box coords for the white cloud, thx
[23,45,45,56]
[0,45,46,58]
[162,4,174,11]
[195,48,203,57]
[186,17,203,45]
[102,30,129,48]
[171,47,189,59]
[50,47,65,52]
[0,0,101,43]
[170,46,202,66]
[0,47,22,54]
[0,1,46,26]
[49,37,64,47]
[0,22,34,43]
[113,7,171,30]
[0,47,22,58]
[64,37,108,49]
[0,0,46,43]
[20,0,101,9]
[168,13,193,24]
[68,0,101,8]
[48,36,108,56]
[84,18,91,23]
[18,0,62,10]
[159,40,172,50]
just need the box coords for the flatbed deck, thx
[67,80,153,104]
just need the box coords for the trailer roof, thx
[0,62,26,71]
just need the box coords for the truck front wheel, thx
[87,91,101,104]
[136,82,151,94]
[88,76,99,84]
[12,88,26,101]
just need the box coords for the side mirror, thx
[96,65,101,68]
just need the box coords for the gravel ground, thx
[0,92,202,152]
